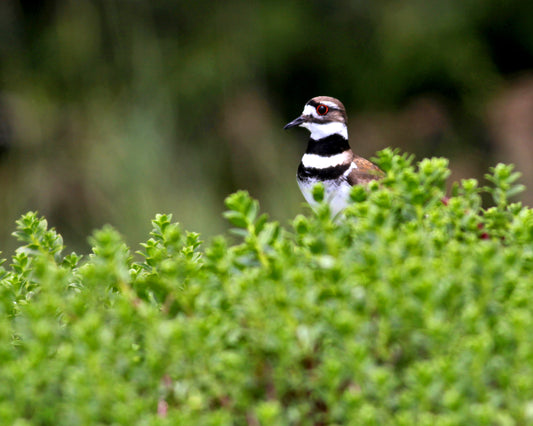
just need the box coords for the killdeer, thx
[284,96,384,216]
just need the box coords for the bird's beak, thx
[283,115,305,130]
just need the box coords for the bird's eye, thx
[316,104,329,115]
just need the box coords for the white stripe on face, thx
[318,100,340,109]
[302,104,317,117]
[301,121,348,140]
[301,151,351,169]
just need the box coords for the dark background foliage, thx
[1,0,533,251]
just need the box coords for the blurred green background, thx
[2,0,533,253]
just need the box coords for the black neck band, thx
[305,134,350,156]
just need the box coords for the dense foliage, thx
[2,150,533,424]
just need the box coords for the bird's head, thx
[284,96,348,140]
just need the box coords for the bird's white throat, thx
[301,121,348,140]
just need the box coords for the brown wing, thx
[346,155,384,186]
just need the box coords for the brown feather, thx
[346,155,384,186]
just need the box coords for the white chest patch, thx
[297,177,352,217]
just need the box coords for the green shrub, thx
[2,149,533,425]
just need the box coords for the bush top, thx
[1,149,533,424]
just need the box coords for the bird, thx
[284,96,384,216]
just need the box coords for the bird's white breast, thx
[297,177,352,217]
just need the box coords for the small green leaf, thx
[312,183,325,202]
[223,211,248,228]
